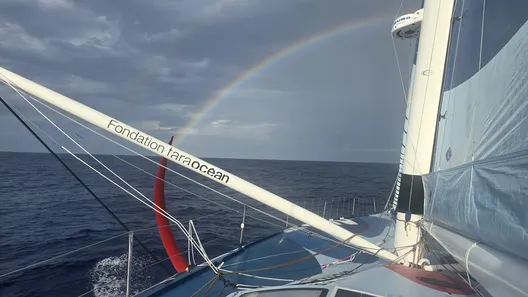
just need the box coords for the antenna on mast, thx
[392,9,423,40]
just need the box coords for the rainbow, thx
[173,15,392,145]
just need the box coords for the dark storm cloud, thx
[0,0,420,162]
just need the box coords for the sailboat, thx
[1,0,527,296]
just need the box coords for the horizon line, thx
[0,149,399,165]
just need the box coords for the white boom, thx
[0,67,397,262]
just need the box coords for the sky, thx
[0,0,420,163]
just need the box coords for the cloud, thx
[135,117,277,141]
[135,120,184,133]
[64,16,121,50]
[151,0,261,24]
[152,103,196,118]
[138,55,210,85]
[200,0,252,20]
[0,1,127,61]
[0,0,422,162]
[193,119,279,140]
[141,28,184,43]
[3,0,75,10]
[37,0,74,9]
[60,75,113,95]
[0,22,49,53]
[181,58,210,70]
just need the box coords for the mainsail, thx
[421,0,528,296]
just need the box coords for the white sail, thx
[422,0,528,295]
[0,67,397,262]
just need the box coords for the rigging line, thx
[420,235,484,297]
[222,232,360,276]
[132,277,179,297]
[436,0,466,168]
[76,289,95,297]
[408,39,413,79]
[2,85,216,272]
[188,220,211,267]
[391,0,409,103]
[295,247,387,285]
[216,285,227,297]
[220,269,294,282]
[139,238,220,271]
[222,243,353,269]
[23,94,295,229]
[114,155,284,229]
[62,146,219,274]
[464,0,486,162]
[5,82,216,271]
[221,240,411,279]
[3,81,222,274]
[300,246,416,286]
[0,96,173,276]
[201,275,220,297]
[189,275,219,297]
[383,175,398,211]
[391,36,409,102]
[131,210,227,233]
[6,82,339,252]
[0,231,128,280]
[20,93,339,251]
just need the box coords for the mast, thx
[392,0,455,265]
[0,67,397,262]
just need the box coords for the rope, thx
[22,92,296,229]
[0,232,127,280]
[114,155,284,229]
[2,78,230,274]
[190,275,219,297]
[13,87,372,250]
[201,275,220,297]
[4,81,352,278]
[17,88,345,248]
[420,232,485,296]
[1,80,219,274]
[391,0,409,103]
[0,95,173,276]
[130,210,227,234]
[221,232,360,276]
[62,147,219,274]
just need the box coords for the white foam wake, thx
[90,253,155,297]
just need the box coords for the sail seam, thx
[426,147,528,175]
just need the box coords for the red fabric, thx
[386,264,474,295]
[154,136,188,273]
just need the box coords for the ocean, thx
[0,152,397,297]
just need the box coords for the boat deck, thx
[137,213,476,297]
